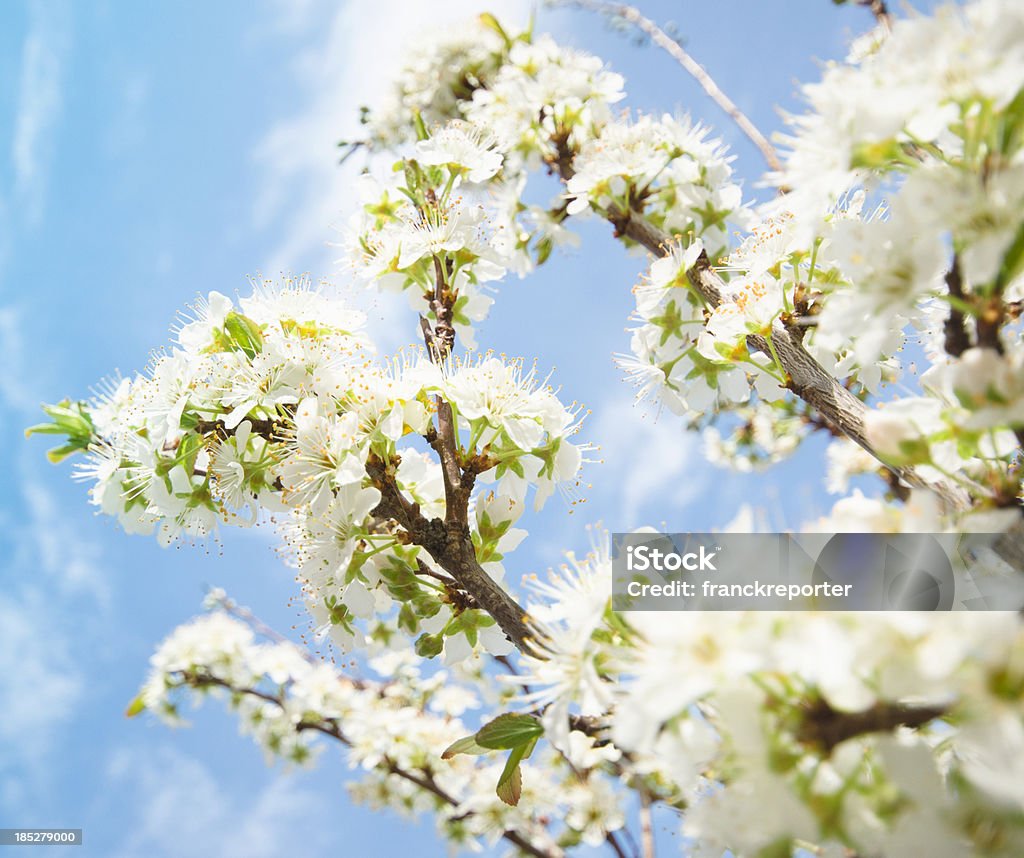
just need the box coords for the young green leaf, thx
[441,735,490,760]
[125,694,147,718]
[495,744,526,807]
[475,712,543,750]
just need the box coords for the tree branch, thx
[796,697,947,754]
[194,414,287,441]
[366,453,540,656]
[605,830,632,858]
[399,242,548,656]
[543,96,974,510]
[181,673,561,858]
[943,257,970,358]
[557,0,782,174]
[853,0,892,30]
[639,790,655,858]
[602,200,971,511]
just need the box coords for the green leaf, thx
[495,740,533,807]
[44,443,83,464]
[222,311,264,358]
[125,694,146,718]
[412,109,429,142]
[478,12,512,48]
[24,421,73,436]
[475,712,543,750]
[27,400,96,463]
[441,735,491,760]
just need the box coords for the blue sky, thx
[2,1,938,855]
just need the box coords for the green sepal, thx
[175,432,205,476]
[414,632,444,658]
[995,218,1024,292]
[412,109,429,142]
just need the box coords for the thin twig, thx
[605,830,632,858]
[557,0,782,174]
[943,256,970,358]
[797,698,947,754]
[854,0,892,30]
[180,673,562,858]
[609,201,972,513]
[640,790,655,858]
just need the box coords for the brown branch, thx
[854,0,892,30]
[544,117,975,509]
[603,200,971,510]
[401,241,547,657]
[558,0,782,174]
[180,673,561,858]
[605,830,632,858]
[366,455,540,656]
[796,697,947,754]
[943,257,970,358]
[942,262,1023,449]
[194,415,286,441]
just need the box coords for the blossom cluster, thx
[136,608,627,851]
[30,3,1024,856]
[31,278,589,662]
[619,237,787,422]
[771,0,1024,404]
[566,113,750,259]
[620,0,1024,488]
[512,533,1024,857]
[351,16,749,347]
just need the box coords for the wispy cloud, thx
[12,0,71,226]
[0,464,111,807]
[0,587,83,797]
[0,298,108,813]
[588,394,708,528]
[105,745,333,858]
[0,305,34,410]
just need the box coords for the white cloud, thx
[0,592,83,765]
[0,472,110,801]
[106,745,333,858]
[0,299,109,806]
[12,0,71,226]
[21,479,110,607]
[0,305,33,409]
[589,394,708,527]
